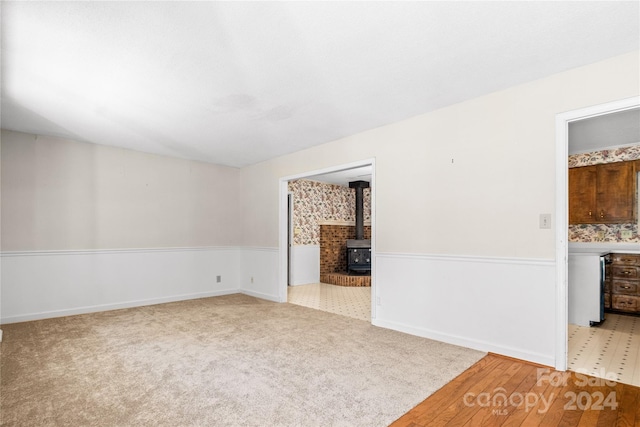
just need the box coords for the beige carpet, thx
[0,294,485,426]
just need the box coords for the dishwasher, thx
[568,253,608,327]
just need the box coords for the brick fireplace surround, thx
[320,224,371,287]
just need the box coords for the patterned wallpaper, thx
[289,179,371,245]
[569,145,640,243]
[568,145,640,168]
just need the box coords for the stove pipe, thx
[349,180,370,240]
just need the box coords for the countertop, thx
[569,242,640,255]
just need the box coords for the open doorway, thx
[279,159,376,322]
[556,97,640,381]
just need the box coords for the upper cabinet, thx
[569,161,636,224]
[569,165,598,223]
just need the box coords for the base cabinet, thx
[611,295,639,312]
[604,262,611,309]
[608,254,640,315]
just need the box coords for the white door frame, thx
[554,96,639,371]
[278,158,376,319]
[287,192,293,286]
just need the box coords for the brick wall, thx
[320,224,371,277]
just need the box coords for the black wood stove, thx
[347,180,371,274]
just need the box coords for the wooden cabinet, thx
[608,253,640,314]
[597,162,635,222]
[569,161,635,224]
[569,166,597,223]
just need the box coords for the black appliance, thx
[347,180,371,274]
[594,254,611,326]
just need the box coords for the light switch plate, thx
[539,213,551,229]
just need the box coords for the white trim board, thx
[373,318,553,367]
[2,290,239,324]
[0,246,241,257]
[376,252,554,266]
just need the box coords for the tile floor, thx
[287,282,371,322]
[568,313,640,387]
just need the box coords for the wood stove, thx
[347,180,371,274]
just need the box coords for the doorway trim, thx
[278,158,376,320]
[554,96,639,371]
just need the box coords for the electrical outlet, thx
[251,276,254,284]
[621,230,633,239]
[376,296,381,306]
[216,275,221,283]
[596,231,605,240]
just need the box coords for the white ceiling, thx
[2,1,639,168]
[569,108,640,155]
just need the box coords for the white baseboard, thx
[372,318,554,367]
[1,289,239,324]
[241,290,280,303]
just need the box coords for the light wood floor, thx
[391,353,640,427]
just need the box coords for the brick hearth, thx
[321,272,371,287]
[320,224,371,287]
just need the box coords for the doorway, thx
[556,96,640,373]
[279,159,376,321]
[287,193,293,286]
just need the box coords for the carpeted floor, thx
[0,294,485,426]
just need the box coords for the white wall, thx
[239,51,640,365]
[375,253,556,365]
[289,245,320,285]
[239,247,280,301]
[1,130,241,251]
[1,247,240,323]
[1,130,242,322]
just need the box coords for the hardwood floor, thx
[391,353,640,427]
